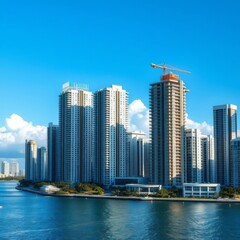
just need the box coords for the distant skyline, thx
[1,1,240,158]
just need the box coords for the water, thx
[0,181,240,240]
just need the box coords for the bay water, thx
[0,181,240,239]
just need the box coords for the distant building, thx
[213,104,237,186]
[230,138,240,187]
[94,85,128,187]
[25,140,38,181]
[11,162,19,177]
[185,129,202,183]
[1,161,10,176]
[59,82,94,183]
[201,135,215,183]
[47,123,59,182]
[150,73,188,187]
[37,147,47,181]
[127,132,145,177]
[144,139,151,178]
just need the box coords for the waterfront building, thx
[25,140,38,181]
[59,82,94,183]
[37,147,47,181]
[126,184,162,195]
[185,129,202,183]
[1,161,10,176]
[94,85,128,187]
[213,104,237,186]
[47,123,59,182]
[201,135,215,183]
[150,73,187,187]
[127,132,145,177]
[230,138,240,187]
[11,162,19,177]
[183,183,220,198]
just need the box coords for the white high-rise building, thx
[230,138,240,187]
[95,85,128,187]
[213,104,237,186]
[59,82,94,183]
[1,161,10,176]
[201,135,215,183]
[37,147,47,181]
[11,162,19,177]
[127,132,145,177]
[185,129,202,183]
[25,140,38,181]
[150,73,187,187]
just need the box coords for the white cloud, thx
[186,115,213,135]
[128,101,214,137]
[129,100,149,135]
[0,114,47,157]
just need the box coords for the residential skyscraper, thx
[127,132,145,177]
[213,104,237,186]
[47,123,59,182]
[25,140,37,181]
[185,129,202,183]
[144,139,151,178]
[11,162,19,177]
[37,147,47,181]
[201,135,215,183]
[95,85,128,187]
[59,82,94,183]
[1,161,10,176]
[230,138,240,187]
[150,73,187,187]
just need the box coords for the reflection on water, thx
[0,181,240,239]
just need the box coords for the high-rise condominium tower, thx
[230,138,240,187]
[127,132,145,177]
[47,123,59,182]
[95,85,128,187]
[1,161,10,176]
[185,129,202,183]
[37,147,47,181]
[59,82,94,183]
[213,104,237,186]
[11,162,19,177]
[25,140,37,181]
[150,73,187,187]
[201,135,215,183]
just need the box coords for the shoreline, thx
[16,186,240,203]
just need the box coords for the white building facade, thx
[59,82,94,183]
[94,85,128,187]
[11,162,19,177]
[185,129,202,183]
[1,161,10,176]
[183,183,220,198]
[201,135,215,183]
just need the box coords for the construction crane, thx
[151,63,191,75]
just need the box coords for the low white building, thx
[40,185,60,194]
[183,183,220,198]
[126,184,161,195]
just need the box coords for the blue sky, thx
[1,1,240,161]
